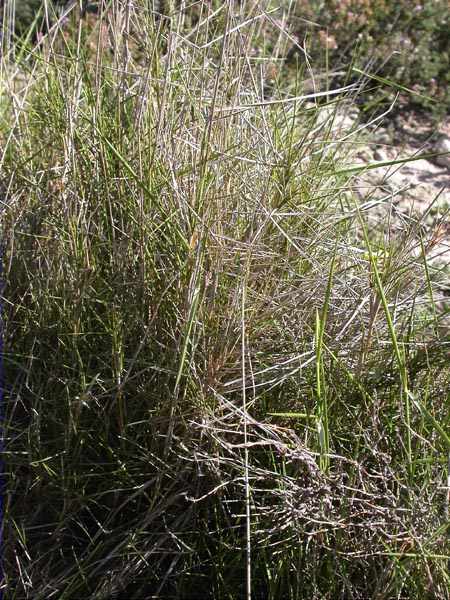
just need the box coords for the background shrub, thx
[292,0,450,116]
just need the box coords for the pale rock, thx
[373,148,388,162]
[375,130,391,144]
[311,103,359,133]
[434,135,450,169]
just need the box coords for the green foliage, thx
[294,0,450,115]
[10,0,51,35]
[8,0,94,37]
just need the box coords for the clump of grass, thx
[1,1,449,598]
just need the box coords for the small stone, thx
[434,135,450,169]
[374,148,388,162]
[376,130,391,144]
[313,103,359,132]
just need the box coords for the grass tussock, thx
[0,1,449,599]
